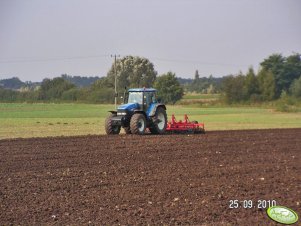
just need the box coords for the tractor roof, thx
[128,88,157,92]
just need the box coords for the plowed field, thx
[1,129,300,225]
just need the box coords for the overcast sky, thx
[0,0,300,81]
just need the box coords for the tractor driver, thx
[144,92,156,110]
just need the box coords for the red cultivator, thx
[166,114,205,134]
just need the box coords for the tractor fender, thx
[109,110,117,115]
[148,104,166,117]
[133,110,147,118]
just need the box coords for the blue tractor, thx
[105,88,167,135]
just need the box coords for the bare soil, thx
[0,129,300,225]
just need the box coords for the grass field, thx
[178,93,220,105]
[182,93,220,100]
[1,103,301,139]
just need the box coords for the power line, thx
[148,56,249,67]
[0,54,110,64]
[0,54,249,68]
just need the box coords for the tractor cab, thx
[122,88,157,112]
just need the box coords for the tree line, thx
[222,53,301,103]
[0,53,300,105]
[0,56,184,104]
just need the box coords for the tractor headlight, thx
[117,112,127,116]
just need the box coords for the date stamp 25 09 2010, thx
[229,199,276,209]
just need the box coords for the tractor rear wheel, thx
[150,107,167,134]
[130,113,146,135]
[105,113,121,135]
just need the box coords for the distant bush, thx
[86,88,115,104]
[275,92,300,112]
[0,88,18,102]
[290,77,301,98]
[38,77,76,100]
[222,74,245,104]
[61,88,81,101]
[249,94,263,103]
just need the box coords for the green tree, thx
[38,77,75,100]
[154,72,184,104]
[260,54,284,97]
[0,88,18,102]
[61,74,100,87]
[107,56,157,91]
[257,69,276,101]
[91,77,114,90]
[222,74,245,103]
[290,77,301,98]
[194,70,200,80]
[243,67,259,100]
[260,53,301,97]
[61,88,80,101]
[283,53,301,89]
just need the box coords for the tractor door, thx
[143,92,156,112]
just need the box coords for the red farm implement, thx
[166,114,205,134]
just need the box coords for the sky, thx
[0,0,300,82]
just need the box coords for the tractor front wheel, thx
[105,113,121,135]
[150,107,167,134]
[130,113,146,135]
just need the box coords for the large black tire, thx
[105,113,121,135]
[149,107,167,134]
[124,127,131,134]
[130,114,146,135]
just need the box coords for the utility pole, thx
[111,54,120,109]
